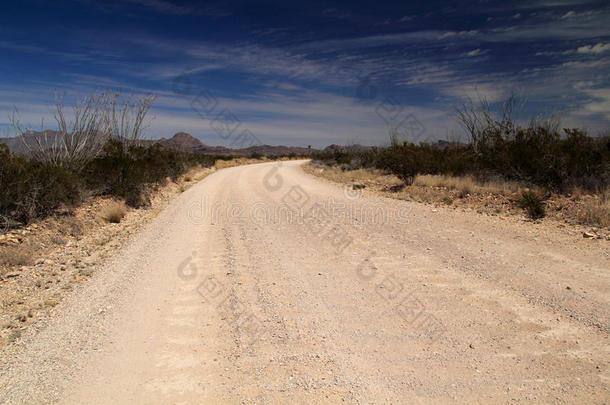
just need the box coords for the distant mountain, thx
[322,140,464,152]
[1,131,315,157]
[0,130,65,155]
[156,132,206,150]
[323,144,373,152]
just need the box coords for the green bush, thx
[518,190,547,220]
[312,127,608,193]
[0,145,82,224]
[86,140,215,207]
[0,140,218,225]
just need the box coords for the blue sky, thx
[1,0,609,147]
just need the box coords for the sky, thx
[1,0,609,147]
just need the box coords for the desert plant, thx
[453,92,522,155]
[578,191,610,228]
[107,93,157,148]
[0,145,82,224]
[11,91,156,171]
[11,92,112,170]
[518,190,546,220]
[101,201,126,223]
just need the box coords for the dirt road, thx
[1,160,608,404]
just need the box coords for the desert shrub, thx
[312,125,608,194]
[578,191,610,228]
[11,92,156,171]
[313,141,475,186]
[518,190,547,220]
[0,145,82,224]
[86,140,211,207]
[101,201,127,223]
[0,139,218,225]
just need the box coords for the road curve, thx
[1,160,608,404]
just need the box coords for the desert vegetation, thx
[101,201,127,224]
[311,96,609,225]
[0,92,223,228]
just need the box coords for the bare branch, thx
[10,91,157,169]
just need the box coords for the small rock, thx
[582,231,595,238]
[469,343,475,349]
[5,273,20,278]
[566,286,571,290]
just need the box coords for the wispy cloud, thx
[577,42,610,54]
[462,48,488,57]
[1,0,609,144]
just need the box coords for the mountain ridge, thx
[0,131,316,157]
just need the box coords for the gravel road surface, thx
[1,160,608,404]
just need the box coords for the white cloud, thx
[576,87,610,118]
[463,48,487,57]
[577,42,610,54]
[441,82,512,103]
[401,64,455,86]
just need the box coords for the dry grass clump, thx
[101,201,127,223]
[326,167,384,183]
[306,163,399,188]
[578,191,610,228]
[413,174,521,196]
[214,157,267,170]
